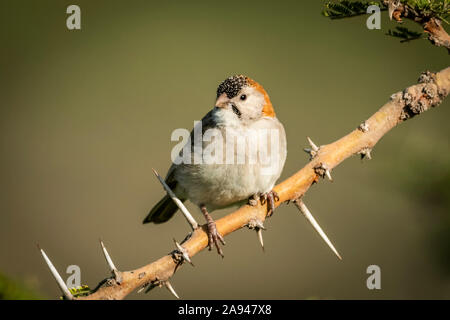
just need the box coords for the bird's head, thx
[214,75,275,125]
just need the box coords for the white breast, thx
[174,116,287,211]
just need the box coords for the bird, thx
[143,75,287,256]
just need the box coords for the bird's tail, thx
[143,194,182,224]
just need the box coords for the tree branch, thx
[323,1,450,52]
[424,17,450,50]
[45,67,449,300]
[383,0,450,52]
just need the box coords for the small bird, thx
[143,75,287,256]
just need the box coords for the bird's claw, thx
[261,190,279,217]
[260,193,267,205]
[206,221,226,257]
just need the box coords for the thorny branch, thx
[323,1,450,52]
[383,0,450,52]
[40,67,449,300]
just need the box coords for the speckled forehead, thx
[216,75,248,99]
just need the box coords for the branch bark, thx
[76,67,449,300]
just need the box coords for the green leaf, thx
[386,26,423,42]
[322,0,386,19]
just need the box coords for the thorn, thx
[246,218,266,252]
[37,245,74,300]
[137,285,147,294]
[314,163,333,182]
[153,168,199,230]
[388,7,394,21]
[306,136,319,152]
[257,228,265,252]
[173,238,194,266]
[99,239,122,284]
[325,169,333,182]
[100,239,117,272]
[164,281,180,299]
[388,0,401,21]
[294,200,342,261]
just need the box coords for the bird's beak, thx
[215,93,230,108]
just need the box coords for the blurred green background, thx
[0,0,449,299]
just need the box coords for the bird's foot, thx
[200,205,226,257]
[260,190,280,217]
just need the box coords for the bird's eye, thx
[240,94,247,101]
